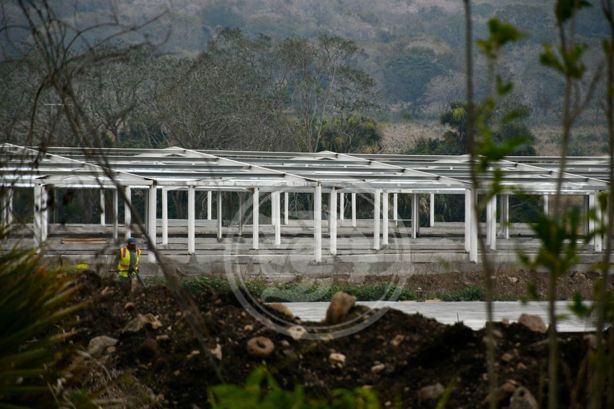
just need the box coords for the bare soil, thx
[63,272,608,408]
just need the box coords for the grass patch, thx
[439,285,484,301]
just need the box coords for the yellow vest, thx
[117,247,141,277]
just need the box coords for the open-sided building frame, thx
[0,143,609,263]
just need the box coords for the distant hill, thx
[39,1,611,122]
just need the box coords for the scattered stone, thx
[210,344,222,360]
[483,379,518,406]
[508,276,519,284]
[106,346,116,354]
[391,334,405,347]
[325,292,356,324]
[517,362,527,370]
[186,350,200,360]
[418,383,444,401]
[371,363,385,374]
[156,334,170,342]
[123,313,163,333]
[243,324,254,332]
[492,329,503,339]
[124,302,135,311]
[100,286,113,296]
[501,352,514,363]
[87,336,118,358]
[329,352,346,366]
[280,340,290,348]
[509,386,538,409]
[247,337,275,358]
[269,303,294,320]
[287,325,307,341]
[518,313,547,333]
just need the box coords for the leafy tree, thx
[318,114,381,153]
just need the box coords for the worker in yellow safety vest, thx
[117,237,141,289]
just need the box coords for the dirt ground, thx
[62,271,609,408]
[397,269,612,301]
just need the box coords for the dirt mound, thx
[67,274,598,408]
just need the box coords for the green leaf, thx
[555,0,592,24]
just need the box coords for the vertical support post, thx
[2,188,13,225]
[41,186,48,242]
[429,193,435,227]
[543,194,549,215]
[592,192,603,252]
[147,186,157,262]
[373,189,381,250]
[99,189,105,225]
[329,187,337,255]
[486,197,492,246]
[273,191,281,246]
[469,190,478,263]
[207,191,212,220]
[188,186,195,255]
[314,184,322,262]
[411,193,418,239]
[393,193,398,226]
[351,192,357,228]
[252,188,260,250]
[284,191,289,225]
[382,191,389,246]
[339,192,344,220]
[124,186,132,239]
[588,193,595,247]
[162,187,168,245]
[238,192,244,235]
[464,190,471,252]
[33,185,42,246]
[489,195,497,251]
[217,191,223,241]
[113,188,119,240]
[501,194,510,239]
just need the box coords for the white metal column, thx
[252,188,260,250]
[41,186,48,242]
[188,187,195,255]
[329,188,337,255]
[351,192,357,228]
[382,191,389,246]
[314,184,322,262]
[100,189,105,225]
[284,191,289,225]
[147,186,157,262]
[411,193,418,239]
[2,188,13,225]
[217,191,223,240]
[339,192,344,221]
[489,195,497,251]
[273,191,281,246]
[501,194,510,239]
[162,187,168,245]
[393,193,398,226]
[464,190,471,252]
[543,194,549,215]
[124,186,132,239]
[207,191,212,220]
[429,193,435,227]
[469,190,478,263]
[33,185,42,246]
[112,188,119,240]
[486,197,492,247]
[373,189,381,250]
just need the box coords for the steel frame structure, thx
[1,143,609,263]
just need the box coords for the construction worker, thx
[117,237,141,291]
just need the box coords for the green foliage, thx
[440,286,485,302]
[519,208,582,276]
[477,18,526,60]
[209,367,380,409]
[318,114,382,153]
[555,0,592,24]
[0,234,84,408]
